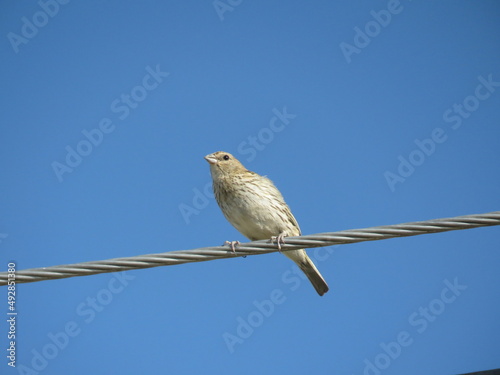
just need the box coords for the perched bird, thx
[205,151,329,296]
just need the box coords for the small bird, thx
[205,151,329,296]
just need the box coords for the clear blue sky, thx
[1,1,499,374]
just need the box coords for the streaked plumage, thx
[205,151,329,296]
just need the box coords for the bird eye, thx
[223,155,230,160]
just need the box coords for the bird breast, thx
[213,174,300,241]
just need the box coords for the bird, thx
[204,151,329,296]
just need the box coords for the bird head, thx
[204,151,247,178]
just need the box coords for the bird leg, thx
[224,240,240,254]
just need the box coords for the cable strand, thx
[1,211,498,286]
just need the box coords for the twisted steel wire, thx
[1,211,499,286]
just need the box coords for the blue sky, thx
[1,1,499,374]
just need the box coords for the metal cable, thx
[1,211,499,286]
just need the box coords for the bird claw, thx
[271,233,286,251]
[224,240,240,254]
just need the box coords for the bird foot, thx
[224,240,240,254]
[271,233,287,251]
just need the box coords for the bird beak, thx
[204,154,218,165]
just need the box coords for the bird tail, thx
[285,249,329,296]
[299,256,329,296]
